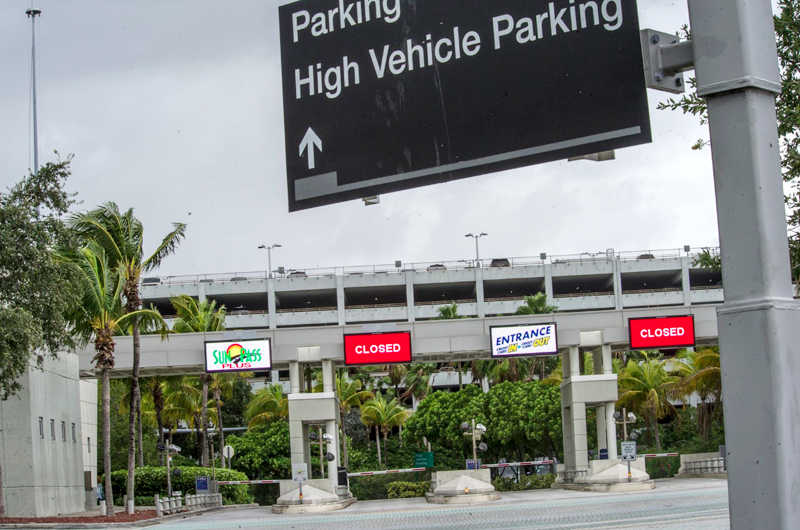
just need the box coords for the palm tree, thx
[169,295,226,467]
[169,295,226,333]
[69,203,185,506]
[208,373,252,468]
[436,302,465,320]
[165,377,219,460]
[514,293,558,315]
[514,293,558,379]
[617,354,679,450]
[386,364,408,400]
[671,348,722,438]
[60,243,168,516]
[332,375,373,468]
[361,393,411,468]
[402,363,436,402]
[244,384,289,428]
[142,376,168,455]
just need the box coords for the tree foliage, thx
[226,422,292,480]
[0,158,80,399]
[659,2,800,264]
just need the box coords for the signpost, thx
[414,452,434,469]
[222,445,235,460]
[292,463,309,501]
[343,331,412,366]
[628,316,695,350]
[195,476,210,495]
[621,441,636,483]
[279,0,651,211]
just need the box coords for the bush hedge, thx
[349,473,431,501]
[386,481,431,499]
[104,466,250,505]
[491,474,556,492]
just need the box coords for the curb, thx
[0,504,260,529]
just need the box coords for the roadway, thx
[154,478,729,530]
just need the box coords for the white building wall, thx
[79,380,98,498]
[0,353,85,517]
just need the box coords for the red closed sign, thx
[629,316,696,349]
[344,332,412,366]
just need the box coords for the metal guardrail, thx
[143,247,720,286]
[622,288,682,295]
[415,299,477,306]
[553,291,613,299]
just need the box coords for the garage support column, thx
[198,281,207,303]
[322,360,334,393]
[289,420,308,467]
[405,272,415,323]
[544,264,555,305]
[475,266,485,318]
[681,256,692,306]
[605,404,618,459]
[336,275,346,326]
[267,279,277,330]
[289,361,301,394]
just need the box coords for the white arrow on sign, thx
[299,127,322,170]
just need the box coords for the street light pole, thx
[26,8,42,177]
[464,232,488,267]
[258,244,282,278]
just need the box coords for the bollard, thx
[155,495,162,517]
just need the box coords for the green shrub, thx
[646,456,680,479]
[386,481,431,499]
[492,474,555,492]
[104,466,250,505]
[349,473,431,501]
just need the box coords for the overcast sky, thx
[0,0,779,277]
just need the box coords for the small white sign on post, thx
[222,445,235,459]
[292,463,308,484]
[621,442,637,462]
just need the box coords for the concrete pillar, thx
[592,350,602,375]
[405,271,415,322]
[681,256,692,306]
[267,279,277,330]
[475,266,485,318]
[561,350,571,379]
[605,403,618,460]
[289,362,301,394]
[568,346,580,378]
[561,405,574,468]
[336,275,346,326]
[198,282,207,303]
[601,344,613,375]
[289,420,306,466]
[325,419,339,484]
[544,264,554,304]
[571,402,588,469]
[612,259,622,310]
[322,360,334,393]
[596,405,607,452]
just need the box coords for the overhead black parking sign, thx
[279,0,651,211]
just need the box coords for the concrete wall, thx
[0,353,85,517]
[79,380,98,499]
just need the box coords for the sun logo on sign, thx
[226,344,244,364]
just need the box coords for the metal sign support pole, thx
[687,0,800,528]
[627,462,631,483]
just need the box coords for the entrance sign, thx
[204,339,272,373]
[621,441,636,462]
[414,452,434,468]
[344,331,412,365]
[279,0,651,211]
[629,316,695,350]
[490,323,558,357]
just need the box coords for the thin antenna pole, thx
[27,8,42,177]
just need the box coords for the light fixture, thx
[627,412,637,422]
[613,411,622,421]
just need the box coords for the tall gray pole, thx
[26,8,41,177]
[268,247,273,279]
[474,238,480,266]
[687,1,800,528]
